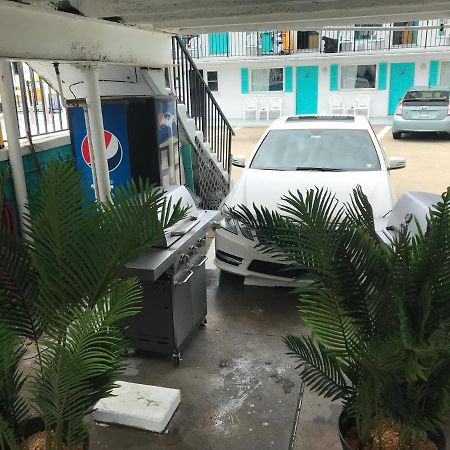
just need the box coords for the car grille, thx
[247,260,307,279]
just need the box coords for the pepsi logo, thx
[81,130,123,172]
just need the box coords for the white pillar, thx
[81,65,110,202]
[0,60,28,231]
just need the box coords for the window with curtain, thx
[340,64,377,89]
[251,68,284,92]
[440,61,450,85]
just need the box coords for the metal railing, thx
[181,21,450,59]
[0,61,67,142]
[172,35,234,177]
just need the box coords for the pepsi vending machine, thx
[68,96,180,198]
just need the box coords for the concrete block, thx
[94,381,180,433]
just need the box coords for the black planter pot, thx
[22,417,90,450]
[338,411,447,450]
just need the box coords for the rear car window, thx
[404,90,449,105]
[250,129,381,172]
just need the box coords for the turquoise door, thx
[209,33,229,55]
[296,66,319,114]
[388,63,415,114]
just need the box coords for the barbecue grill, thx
[123,185,219,366]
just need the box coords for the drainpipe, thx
[80,64,110,202]
[0,59,28,233]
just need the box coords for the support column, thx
[0,60,28,231]
[81,65,110,202]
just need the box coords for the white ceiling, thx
[3,0,450,33]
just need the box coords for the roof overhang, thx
[1,0,449,34]
[0,2,171,65]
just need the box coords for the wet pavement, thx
[90,268,309,450]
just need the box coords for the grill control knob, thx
[180,254,189,264]
[196,237,206,248]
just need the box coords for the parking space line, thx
[377,125,392,141]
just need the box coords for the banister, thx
[172,35,235,137]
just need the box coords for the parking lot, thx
[230,125,450,199]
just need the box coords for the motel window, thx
[207,71,219,91]
[440,61,450,85]
[199,70,219,91]
[340,64,377,89]
[251,68,284,92]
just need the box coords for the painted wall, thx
[0,133,72,203]
[196,52,441,119]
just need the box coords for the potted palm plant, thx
[0,160,186,450]
[232,186,450,450]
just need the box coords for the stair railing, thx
[172,35,234,179]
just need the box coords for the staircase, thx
[171,36,234,209]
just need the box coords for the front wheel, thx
[392,131,402,140]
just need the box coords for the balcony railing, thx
[181,21,450,59]
[0,61,67,142]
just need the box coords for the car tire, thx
[392,132,402,140]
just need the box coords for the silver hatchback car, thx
[392,86,450,139]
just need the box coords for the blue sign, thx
[69,103,132,199]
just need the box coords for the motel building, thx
[183,20,450,119]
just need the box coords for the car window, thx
[404,90,449,105]
[250,129,381,171]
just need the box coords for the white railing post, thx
[0,59,28,233]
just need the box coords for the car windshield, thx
[250,129,381,171]
[404,90,449,102]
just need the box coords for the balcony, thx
[181,21,450,60]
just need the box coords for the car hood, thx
[225,169,393,223]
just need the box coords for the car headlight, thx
[239,222,254,241]
[220,213,238,235]
[219,210,254,241]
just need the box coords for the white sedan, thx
[214,115,405,282]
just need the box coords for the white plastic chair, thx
[243,96,258,120]
[329,94,345,115]
[355,94,371,117]
[268,97,283,118]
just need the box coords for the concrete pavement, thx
[91,269,308,450]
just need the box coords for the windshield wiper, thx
[295,167,344,172]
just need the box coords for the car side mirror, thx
[231,155,246,168]
[388,156,406,170]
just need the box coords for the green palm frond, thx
[0,322,28,448]
[0,229,40,340]
[26,160,187,327]
[283,334,352,401]
[0,165,40,342]
[0,415,19,450]
[32,277,143,448]
[234,187,391,343]
[410,188,450,332]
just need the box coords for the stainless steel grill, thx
[123,185,219,366]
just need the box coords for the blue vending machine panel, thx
[69,103,132,199]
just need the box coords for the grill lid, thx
[156,185,203,248]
